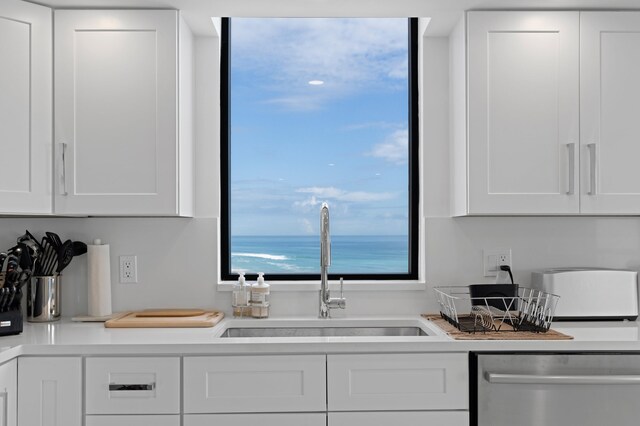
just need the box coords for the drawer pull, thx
[109,383,155,391]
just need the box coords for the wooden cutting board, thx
[105,309,224,328]
[423,314,573,340]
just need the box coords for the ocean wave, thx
[232,252,289,261]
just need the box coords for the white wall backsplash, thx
[1,34,639,319]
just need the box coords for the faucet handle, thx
[337,277,347,309]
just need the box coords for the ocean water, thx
[231,235,409,274]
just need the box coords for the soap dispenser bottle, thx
[250,272,270,318]
[232,272,248,317]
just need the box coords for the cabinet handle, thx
[486,372,640,385]
[59,143,68,196]
[566,143,575,195]
[587,143,597,195]
[109,383,155,391]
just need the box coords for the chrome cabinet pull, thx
[109,383,155,391]
[486,372,640,385]
[587,143,597,195]
[59,143,68,196]
[566,143,575,195]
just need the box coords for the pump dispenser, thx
[250,272,270,318]
[232,272,249,317]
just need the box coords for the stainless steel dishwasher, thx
[474,352,640,426]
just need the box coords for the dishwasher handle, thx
[485,372,640,385]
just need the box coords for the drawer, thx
[86,357,180,415]
[185,413,326,426]
[329,411,469,426]
[327,353,468,411]
[86,415,180,426]
[184,355,326,413]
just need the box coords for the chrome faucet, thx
[319,202,346,318]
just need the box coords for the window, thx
[221,17,419,281]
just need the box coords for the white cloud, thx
[299,218,314,234]
[296,187,395,203]
[232,18,408,110]
[342,121,404,131]
[293,195,320,209]
[367,129,408,165]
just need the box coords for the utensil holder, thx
[27,276,61,322]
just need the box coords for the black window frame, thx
[220,17,420,282]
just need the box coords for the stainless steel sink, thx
[220,326,429,338]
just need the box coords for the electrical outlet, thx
[483,249,512,277]
[119,255,138,283]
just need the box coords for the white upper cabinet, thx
[457,11,580,215]
[0,0,52,214]
[54,10,193,216]
[454,11,640,216]
[580,12,640,214]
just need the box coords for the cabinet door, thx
[0,0,51,214]
[467,11,580,214]
[18,357,81,426]
[581,12,640,214]
[0,360,17,426]
[54,10,179,215]
[329,412,469,426]
[184,413,326,426]
[184,355,326,414]
[327,353,468,411]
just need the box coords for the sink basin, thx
[214,318,447,339]
[220,326,428,338]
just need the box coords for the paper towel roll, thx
[87,239,112,317]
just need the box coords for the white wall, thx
[1,32,639,319]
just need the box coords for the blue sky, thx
[230,18,409,236]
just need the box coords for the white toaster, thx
[531,268,638,320]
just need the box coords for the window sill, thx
[217,280,427,292]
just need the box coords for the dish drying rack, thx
[434,286,560,333]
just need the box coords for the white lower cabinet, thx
[85,357,180,415]
[183,355,326,413]
[184,413,326,426]
[14,352,470,425]
[327,353,468,411]
[329,411,470,426]
[0,360,17,426]
[86,415,180,426]
[17,357,82,426]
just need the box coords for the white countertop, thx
[0,316,639,363]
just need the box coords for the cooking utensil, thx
[5,253,19,275]
[38,237,58,276]
[0,288,8,311]
[0,252,7,272]
[4,287,16,312]
[18,230,43,249]
[57,240,74,273]
[72,241,87,256]
[16,239,38,267]
[46,232,62,251]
